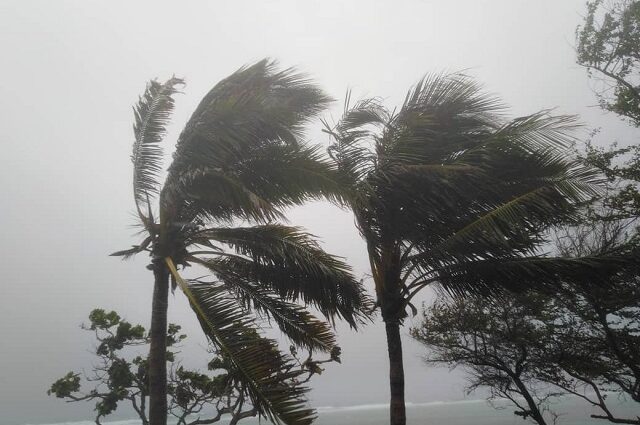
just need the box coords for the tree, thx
[576,0,640,126]
[411,215,640,425]
[582,141,640,220]
[410,295,561,425]
[49,309,340,425]
[321,73,634,425]
[576,0,640,225]
[113,60,370,425]
[549,210,640,422]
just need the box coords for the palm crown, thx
[115,60,370,425]
[324,73,628,311]
[322,73,634,425]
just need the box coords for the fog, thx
[1,1,639,424]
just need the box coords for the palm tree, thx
[113,60,370,425]
[322,73,631,425]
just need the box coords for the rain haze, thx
[1,1,639,424]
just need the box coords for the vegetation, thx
[411,176,640,425]
[105,6,640,420]
[49,309,339,425]
[582,141,640,220]
[576,0,640,126]
[412,268,640,425]
[411,295,560,425]
[408,6,640,424]
[113,60,371,425]
[577,0,640,220]
[320,72,628,425]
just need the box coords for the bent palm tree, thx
[322,73,633,425]
[113,60,369,425]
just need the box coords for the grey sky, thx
[1,1,639,424]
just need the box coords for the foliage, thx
[412,213,640,425]
[582,141,640,220]
[322,72,625,322]
[48,309,339,425]
[321,71,640,425]
[577,0,640,125]
[576,0,640,233]
[551,209,640,408]
[115,60,372,425]
[411,295,560,425]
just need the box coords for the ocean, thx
[22,397,640,425]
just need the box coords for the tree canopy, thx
[577,0,640,125]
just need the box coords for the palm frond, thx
[208,276,337,352]
[169,168,286,224]
[132,77,183,208]
[491,111,580,152]
[166,259,316,425]
[169,142,349,225]
[324,97,386,185]
[227,142,349,207]
[407,174,599,268]
[402,72,504,119]
[109,236,152,260]
[431,250,640,297]
[166,59,331,184]
[189,224,372,328]
[377,73,505,165]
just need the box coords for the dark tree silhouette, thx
[114,60,371,425]
[322,72,629,425]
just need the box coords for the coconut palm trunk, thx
[384,320,405,425]
[148,260,169,425]
[376,248,407,425]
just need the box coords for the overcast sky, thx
[2,1,640,424]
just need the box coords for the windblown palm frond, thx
[430,251,639,297]
[377,73,504,166]
[132,77,183,210]
[202,276,337,352]
[323,96,387,184]
[163,60,332,208]
[227,142,348,207]
[169,168,286,224]
[157,60,347,229]
[170,143,348,225]
[188,224,371,328]
[167,261,315,425]
[393,161,599,265]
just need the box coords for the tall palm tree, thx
[113,60,370,425]
[322,73,631,425]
